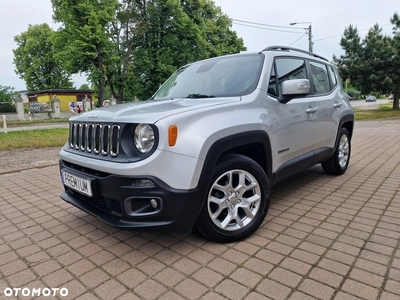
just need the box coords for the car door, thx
[266,57,318,172]
[309,61,340,150]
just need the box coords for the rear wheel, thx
[322,127,351,175]
[196,154,270,243]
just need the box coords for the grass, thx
[354,104,400,121]
[0,129,69,150]
[0,118,69,128]
[0,103,399,150]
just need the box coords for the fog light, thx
[150,199,158,209]
[132,179,155,187]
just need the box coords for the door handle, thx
[334,102,343,108]
[306,107,317,113]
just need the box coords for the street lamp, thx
[290,22,312,52]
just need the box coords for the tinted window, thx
[268,66,278,96]
[310,61,330,95]
[328,65,338,87]
[268,58,307,97]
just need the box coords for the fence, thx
[25,102,52,114]
[0,102,53,115]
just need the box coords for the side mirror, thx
[279,79,310,103]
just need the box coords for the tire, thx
[321,127,351,175]
[195,154,270,243]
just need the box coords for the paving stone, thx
[94,279,127,300]
[268,267,302,288]
[230,267,263,288]
[1,120,400,299]
[134,279,167,300]
[299,279,335,300]
[256,278,291,300]
[153,267,185,287]
[175,278,208,300]
[342,279,380,300]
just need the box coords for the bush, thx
[0,102,16,113]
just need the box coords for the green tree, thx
[0,86,17,102]
[51,0,119,103]
[105,0,141,102]
[390,12,400,109]
[79,83,91,90]
[13,24,73,91]
[335,18,399,110]
[183,0,245,57]
[0,86,17,113]
[51,0,245,102]
[126,0,246,100]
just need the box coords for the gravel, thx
[0,147,61,174]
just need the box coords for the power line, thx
[232,18,304,30]
[232,21,304,34]
[232,18,394,44]
[288,33,308,46]
[314,34,342,43]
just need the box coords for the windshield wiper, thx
[185,94,215,99]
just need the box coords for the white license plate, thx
[61,171,93,197]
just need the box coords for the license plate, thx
[61,170,93,197]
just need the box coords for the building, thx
[26,89,94,111]
[17,90,29,102]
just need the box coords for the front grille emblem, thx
[88,113,99,119]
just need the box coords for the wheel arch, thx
[197,131,273,189]
[341,113,354,139]
[337,113,354,146]
[325,113,354,161]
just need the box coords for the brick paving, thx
[0,119,399,300]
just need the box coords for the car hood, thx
[71,97,241,124]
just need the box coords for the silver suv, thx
[59,46,354,243]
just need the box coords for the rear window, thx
[310,61,330,95]
[328,65,338,87]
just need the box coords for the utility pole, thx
[308,24,313,52]
[290,22,313,52]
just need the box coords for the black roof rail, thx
[262,46,328,62]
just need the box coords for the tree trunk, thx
[394,95,399,110]
[98,77,105,106]
[96,47,105,106]
[394,87,400,110]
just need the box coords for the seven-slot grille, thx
[69,122,121,157]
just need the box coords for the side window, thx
[268,65,278,96]
[269,58,307,97]
[328,65,338,87]
[310,61,330,95]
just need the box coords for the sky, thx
[0,0,398,91]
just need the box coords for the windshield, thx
[152,54,264,100]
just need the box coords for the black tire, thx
[195,154,270,243]
[321,127,351,175]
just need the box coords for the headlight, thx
[134,124,155,153]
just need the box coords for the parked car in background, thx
[366,96,376,102]
[389,94,394,100]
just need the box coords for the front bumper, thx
[59,160,204,232]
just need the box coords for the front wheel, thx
[195,154,270,243]
[321,127,351,175]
